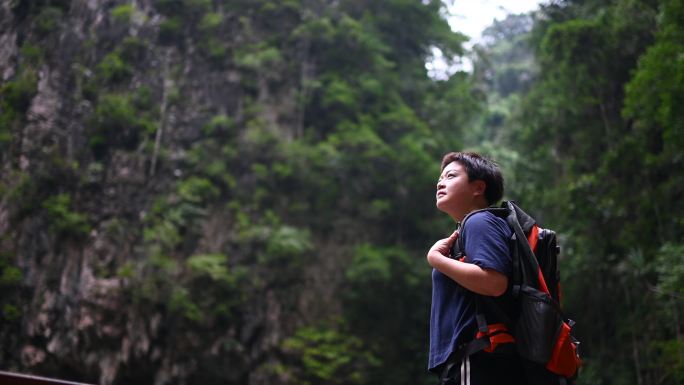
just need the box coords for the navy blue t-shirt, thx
[428,211,513,370]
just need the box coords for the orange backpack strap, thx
[527,225,551,295]
[475,323,516,352]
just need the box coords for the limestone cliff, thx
[0,1,462,384]
[0,1,333,383]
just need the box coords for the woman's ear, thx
[471,180,486,198]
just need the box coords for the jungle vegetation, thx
[0,0,682,384]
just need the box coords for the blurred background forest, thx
[0,0,682,384]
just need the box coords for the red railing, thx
[0,371,95,385]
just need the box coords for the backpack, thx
[451,201,581,382]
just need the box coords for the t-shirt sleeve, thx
[462,213,512,277]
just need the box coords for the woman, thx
[426,152,524,385]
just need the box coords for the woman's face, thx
[435,161,482,220]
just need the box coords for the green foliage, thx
[343,244,430,384]
[110,4,134,23]
[155,0,184,16]
[263,226,312,263]
[116,262,135,279]
[493,1,683,384]
[0,250,22,287]
[177,177,220,203]
[474,14,536,101]
[120,36,147,63]
[169,287,203,322]
[142,217,181,255]
[185,0,211,14]
[159,17,183,45]
[622,0,684,230]
[96,52,132,83]
[202,114,234,135]
[5,1,684,384]
[184,253,247,321]
[1,68,38,113]
[92,94,136,129]
[143,200,193,252]
[0,67,37,144]
[0,250,22,323]
[234,43,282,70]
[186,254,231,283]
[336,15,393,71]
[88,92,157,156]
[42,194,90,237]
[332,0,465,77]
[154,0,205,26]
[34,6,63,34]
[2,304,21,321]
[142,177,220,265]
[88,94,134,152]
[132,85,153,110]
[20,43,44,66]
[0,1,495,383]
[205,37,228,64]
[655,243,684,299]
[292,16,335,41]
[321,77,358,111]
[199,12,222,32]
[652,339,684,385]
[4,169,56,222]
[345,244,392,283]
[281,326,380,385]
[0,266,22,286]
[185,141,237,190]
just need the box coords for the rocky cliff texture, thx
[1,1,332,383]
[0,1,460,384]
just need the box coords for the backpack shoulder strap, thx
[457,204,519,348]
[507,200,536,233]
[456,205,509,253]
[504,201,542,289]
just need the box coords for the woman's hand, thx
[427,230,458,267]
[427,230,508,297]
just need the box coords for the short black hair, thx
[440,152,504,205]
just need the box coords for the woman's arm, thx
[427,234,508,297]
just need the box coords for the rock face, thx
[0,0,453,383]
[0,1,324,384]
